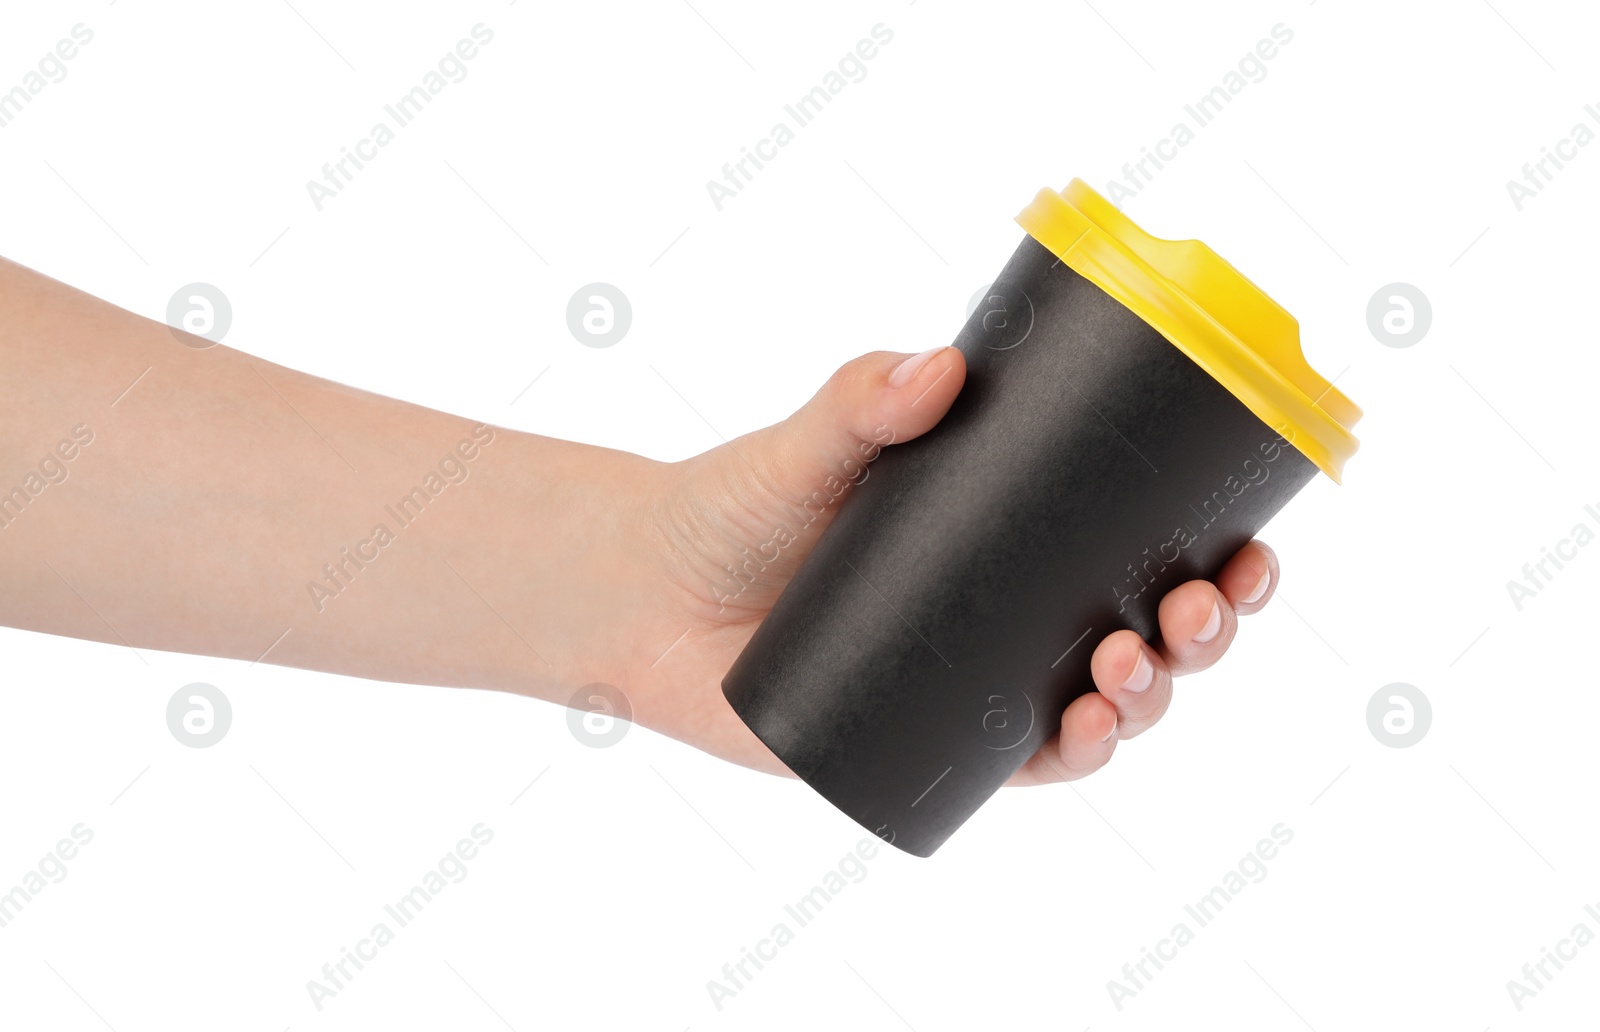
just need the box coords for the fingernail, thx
[1193,601,1223,644]
[1241,568,1271,605]
[1121,648,1154,693]
[888,347,944,389]
[1100,716,1118,743]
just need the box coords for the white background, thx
[2,0,1596,1029]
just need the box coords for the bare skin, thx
[0,256,1279,788]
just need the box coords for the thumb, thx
[740,345,964,512]
[752,345,965,493]
[670,346,965,616]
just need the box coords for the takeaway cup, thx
[722,180,1362,857]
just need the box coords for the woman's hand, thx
[615,347,1281,786]
[0,256,1276,791]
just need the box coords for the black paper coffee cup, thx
[722,180,1361,857]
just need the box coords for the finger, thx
[1006,690,1117,786]
[787,345,967,445]
[684,347,967,547]
[1216,539,1279,616]
[1088,628,1173,740]
[745,346,966,497]
[1156,579,1235,676]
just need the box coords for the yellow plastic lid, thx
[1015,180,1361,482]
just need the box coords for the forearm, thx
[0,256,659,701]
